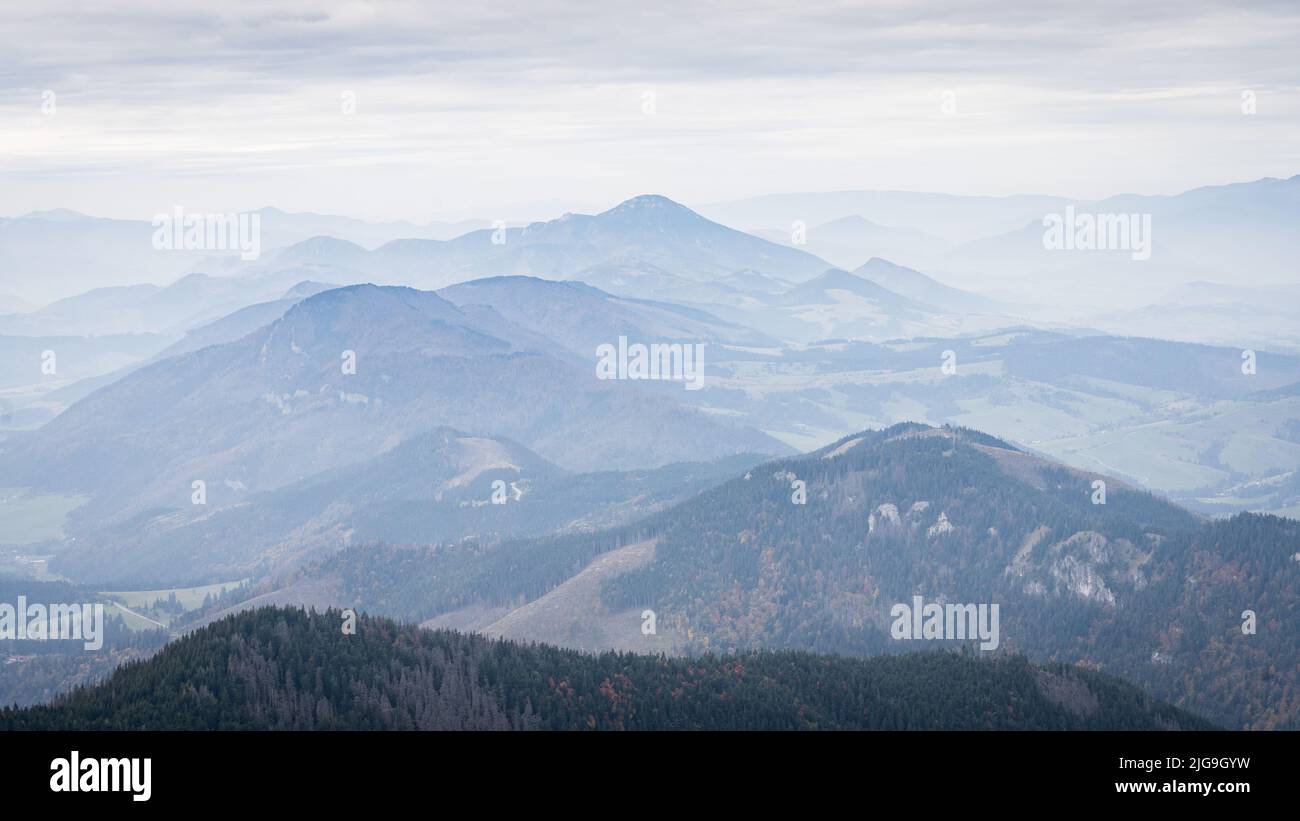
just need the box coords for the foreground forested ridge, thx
[3,607,1214,730]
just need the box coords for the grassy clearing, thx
[101,579,249,612]
[105,601,168,631]
[100,579,249,631]
[0,487,87,545]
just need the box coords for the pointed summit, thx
[602,194,694,213]
[597,194,707,227]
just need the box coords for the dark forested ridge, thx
[2,607,1214,730]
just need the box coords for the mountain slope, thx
[596,425,1298,729]
[1,606,1213,730]
[438,275,778,354]
[0,283,334,426]
[0,282,788,574]
[151,282,336,361]
[0,271,328,337]
[281,422,1295,729]
[749,267,996,342]
[64,428,768,584]
[854,258,1003,314]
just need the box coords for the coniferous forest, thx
[2,607,1215,731]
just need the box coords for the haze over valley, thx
[2,0,1297,738]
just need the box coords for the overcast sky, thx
[2,0,1298,222]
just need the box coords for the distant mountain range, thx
[0,271,327,338]
[252,194,833,292]
[0,207,492,306]
[854,257,1003,314]
[673,261,1021,343]
[8,278,1300,581]
[0,280,790,577]
[7,178,1298,349]
[57,426,768,584]
[701,176,1300,321]
[0,194,841,321]
[936,176,1300,309]
[5,187,1290,497]
[0,278,339,431]
[702,190,1071,244]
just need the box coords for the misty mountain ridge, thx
[0,206,494,305]
[58,425,770,585]
[252,194,833,292]
[7,177,1297,353]
[0,270,332,338]
[0,280,790,572]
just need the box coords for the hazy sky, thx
[2,0,1298,222]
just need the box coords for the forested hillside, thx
[250,423,1296,730]
[2,607,1213,730]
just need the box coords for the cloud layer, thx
[2,0,1298,220]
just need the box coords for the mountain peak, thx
[21,208,91,222]
[856,257,909,272]
[277,234,371,263]
[852,257,998,313]
[608,193,689,210]
[599,194,701,221]
[284,282,459,323]
[807,267,869,288]
[441,274,609,298]
[813,422,1020,462]
[816,266,858,278]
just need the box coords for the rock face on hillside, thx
[303,422,1292,729]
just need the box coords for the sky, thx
[2,0,1298,223]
